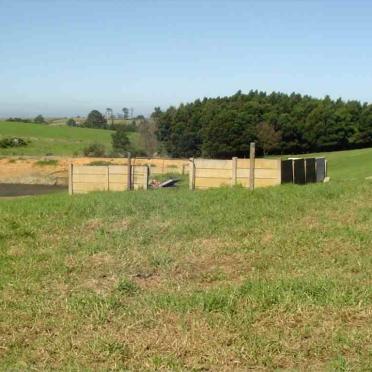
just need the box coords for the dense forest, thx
[153,90,372,158]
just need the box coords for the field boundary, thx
[0,156,189,186]
[189,157,281,190]
[69,164,149,194]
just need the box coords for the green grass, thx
[315,147,372,181]
[34,159,59,166]
[0,147,371,369]
[285,147,372,181]
[0,121,140,156]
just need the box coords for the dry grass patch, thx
[81,275,118,296]
[132,272,163,290]
[178,252,249,286]
[244,307,372,370]
[109,310,241,370]
[1,161,371,369]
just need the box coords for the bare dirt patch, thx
[172,238,250,286]
[83,218,105,232]
[82,275,118,295]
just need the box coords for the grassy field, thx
[0,121,139,156]
[0,148,371,370]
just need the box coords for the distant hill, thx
[0,121,140,156]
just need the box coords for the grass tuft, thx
[117,278,140,296]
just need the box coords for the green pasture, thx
[0,147,371,369]
[0,121,139,156]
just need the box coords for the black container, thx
[305,158,316,183]
[293,159,306,185]
[281,159,293,184]
[315,158,326,182]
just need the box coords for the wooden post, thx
[232,157,237,186]
[143,166,149,190]
[189,158,195,190]
[277,158,282,185]
[106,166,110,191]
[127,152,132,191]
[249,142,255,191]
[68,163,73,195]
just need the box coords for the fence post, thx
[189,158,195,190]
[143,166,149,190]
[68,163,73,195]
[249,142,255,191]
[277,158,282,185]
[127,152,132,191]
[232,157,237,186]
[106,166,110,191]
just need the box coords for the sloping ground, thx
[0,121,140,156]
[285,147,372,181]
[0,148,371,370]
[317,147,372,180]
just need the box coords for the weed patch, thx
[35,159,59,166]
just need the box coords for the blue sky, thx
[1,0,372,117]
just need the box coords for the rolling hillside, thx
[0,121,140,156]
[285,147,372,181]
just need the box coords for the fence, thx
[0,156,189,186]
[132,157,189,175]
[69,164,149,194]
[189,157,281,190]
[281,157,327,184]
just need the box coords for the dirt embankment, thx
[0,157,120,185]
[0,156,189,185]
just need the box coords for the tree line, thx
[153,90,372,158]
[79,110,158,157]
[73,110,139,130]
[6,115,46,124]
